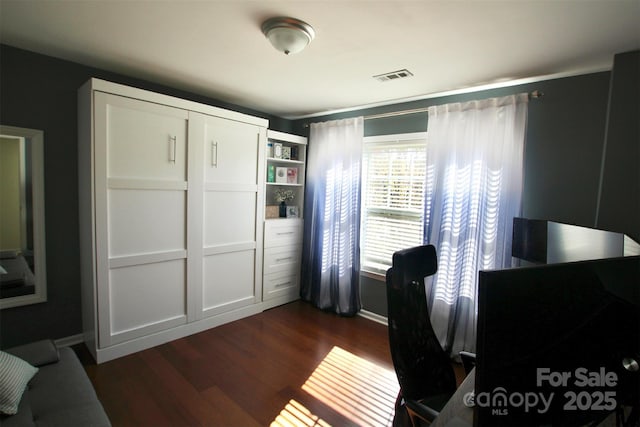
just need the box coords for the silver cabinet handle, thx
[276,256,293,262]
[211,141,218,167]
[169,136,177,163]
[276,231,294,235]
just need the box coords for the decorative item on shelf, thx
[265,205,279,219]
[282,146,291,160]
[275,167,288,183]
[286,206,299,218]
[290,146,299,160]
[287,167,298,184]
[274,188,295,218]
[267,164,275,182]
[267,142,273,158]
[273,143,283,159]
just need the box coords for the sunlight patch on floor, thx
[271,399,331,427]
[301,346,399,427]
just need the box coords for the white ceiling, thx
[1,1,639,119]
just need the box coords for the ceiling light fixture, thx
[261,17,315,55]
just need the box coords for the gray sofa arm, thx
[5,339,60,367]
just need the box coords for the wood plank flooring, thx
[75,301,403,427]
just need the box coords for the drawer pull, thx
[276,231,295,235]
[275,281,292,288]
[276,256,293,262]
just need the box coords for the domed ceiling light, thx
[261,17,315,55]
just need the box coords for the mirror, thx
[0,125,46,309]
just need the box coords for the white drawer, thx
[264,245,302,275]
[265,219,302,248]
[264,270,299,301]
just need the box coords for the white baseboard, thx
[358,309,388,326]
[54,334,84,348]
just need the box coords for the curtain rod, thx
[303,90,543,127]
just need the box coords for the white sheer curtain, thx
[424,94,528,355]
[301,117,364,316]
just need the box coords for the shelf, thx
[267,129,307,146]
[266,182,303,187]
[267,157,304,165]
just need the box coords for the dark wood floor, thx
[75,301,403,427]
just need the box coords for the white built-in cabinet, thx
[262,130,307,309]
[78,78,267,363]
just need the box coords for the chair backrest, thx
[386,245,457,400]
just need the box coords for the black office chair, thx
[386,245,457,426]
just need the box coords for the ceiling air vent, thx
[373,69,414,82]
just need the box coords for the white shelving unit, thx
[263,130,307,308]
[265,130,307,220]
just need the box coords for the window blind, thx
[361,135,427,275]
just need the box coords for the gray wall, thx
[293,70,627,317]
[0,45,292,348]
[596,51,639,241]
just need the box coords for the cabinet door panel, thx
[203,116,259,185]
[108,189,186,257]
[97,92,188,181]
[202,250,255,315]
[107,260,187,345]
[203,192,256,247]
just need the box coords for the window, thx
[360,133,427,275]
